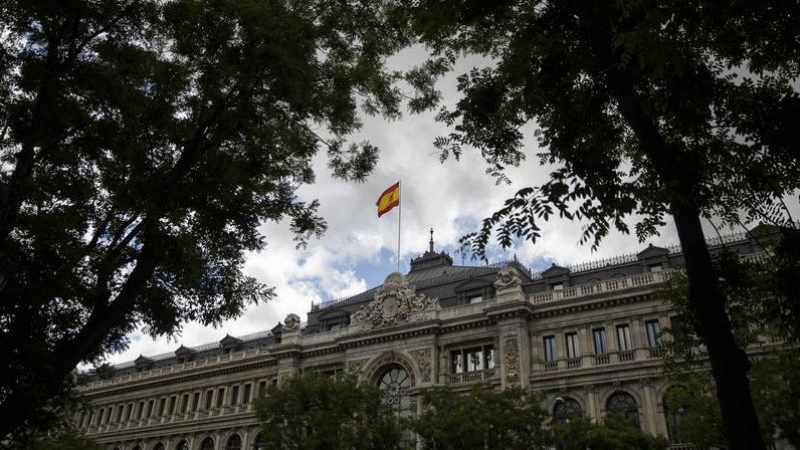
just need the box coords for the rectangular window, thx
[216,388,225,408]
[258,381,267,397]
[617,324,632,351]
[115,405,123,423]
[451,351,463,374]
[243,384,252,404]
[157,398,165,417]
[146,400,154,418]
[593,328,608,354]
[168,396,177,415]
[181,394,189,413]
[465,348,483,371]
[565,332,580,359]
[646,320,662,347]
[649,263,663,272]
[137,401,145,420]
[486,346,495,369]
[231,385,240,406]
[552,282,564,290]
[451,345,495,373]
[468,295,483,304]
[125,403,133,421]
[543,336,557,362]
[191,392,200,412]
[204,390,213,410]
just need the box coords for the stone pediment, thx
[134,355,153,367]
[174,345,194,357]
[637,244,669,259]
[350,273,439,329]
[220,334,242,346]
[542,263,570,278]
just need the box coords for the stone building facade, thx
[74,231,779,450]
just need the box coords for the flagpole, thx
[397,180,401,273]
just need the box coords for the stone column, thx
[640,378,658,436]
[584,385,598,420]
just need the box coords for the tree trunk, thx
[0,241,158,441]
[671,201,765,450]
[568,3,767,447]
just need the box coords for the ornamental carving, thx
[351,273,439,328]
[494,267,522,291]
[283,313,301,332]
[410,348,432,383]
[504,337,520,381]
[347,358,369,374]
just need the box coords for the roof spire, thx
[429,228,434,253]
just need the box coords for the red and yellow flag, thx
[376,182,400,217]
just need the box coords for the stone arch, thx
[364,351,418,387]
[599,386,643,408]
[198,436,214,450]
[551,395,585,423]
[251,430,266,450]
[603,390,641,426]
[152,443,165,450]
[174,439,189,450]
[224,433,242,450]
[549,392,587,412]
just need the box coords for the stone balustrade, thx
[446,368,496,385]
[529,270,674,305]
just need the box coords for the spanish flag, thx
[376,182,400,217]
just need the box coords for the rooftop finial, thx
[429,228,434,253]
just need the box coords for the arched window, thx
[254,433,266,450]
[153,444,165,450]
[200,437,215,450]
[175,440,189,450]
[225,434,242,450]
[378,365,413,447]
[378,366,412,417]
[553,397,583,423]
[664,387,689,443]
[606,391,639,426]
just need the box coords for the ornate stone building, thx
[74,231,780,450]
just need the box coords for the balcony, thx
[447,368,496,384]
[84,403,257,435]
[529,270,673,306]
[566,357,582,369]
[618,350,635,362]
[592,354,610,366]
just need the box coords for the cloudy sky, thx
[103,50,702,366]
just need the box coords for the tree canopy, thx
[0,0,432,440]
[412,385,552,450]
[254,373,402,450]
[553,414,668,450]
[396,1,800,448]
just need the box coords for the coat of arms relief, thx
[350,273,439,328]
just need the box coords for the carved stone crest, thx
[494,267,522,291]
[347,358,369,374]
[504,337,520,382]
[410,348,432,383]
[283,313,301,332]
[351,273,439,328]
